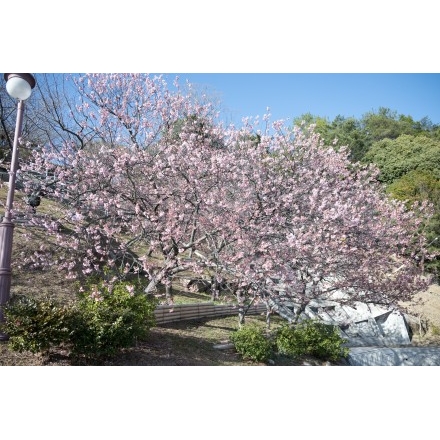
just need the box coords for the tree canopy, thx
[364,135,440,184]
[293,107,439,163]
[10,73,432,322]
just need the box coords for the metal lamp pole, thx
[0,73,36,340]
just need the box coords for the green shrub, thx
[68,280,157,361]
[1,280,157,362]
[275,320,349,362]
[0,295,72,354]
[230,325,272,363]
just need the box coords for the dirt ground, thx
[400,283,440,345]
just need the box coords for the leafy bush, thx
[275,320,349,362]
[230,325,272,363]
[0,295,72,354]
[1,280,157,362]
[68,280,157,361]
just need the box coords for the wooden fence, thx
[154,302,267,325]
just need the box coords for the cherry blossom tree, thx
[208,123,433,322]
[14,73,433,321]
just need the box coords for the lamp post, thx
[0,73,36,340]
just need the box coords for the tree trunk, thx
[237,289,245,327]
[165,281,173,304]
[144,277,157,294]
[210,276,219,302]
[238,304,245,327]
[266,304,272,329]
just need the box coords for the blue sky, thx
[166,73,440,127]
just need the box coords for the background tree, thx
[363,134,440,184]
[363,133,440,278]
[293,108,439,163]
[386,170,440,276]
[387,170,440,206]
[0,81,43,163]
[26,73,93,152]
[361,107,416,143]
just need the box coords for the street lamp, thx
[0,73,36,340]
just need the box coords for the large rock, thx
[293,300,412,347]
[327,303,411,347]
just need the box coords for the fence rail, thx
[154,302,267,325]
